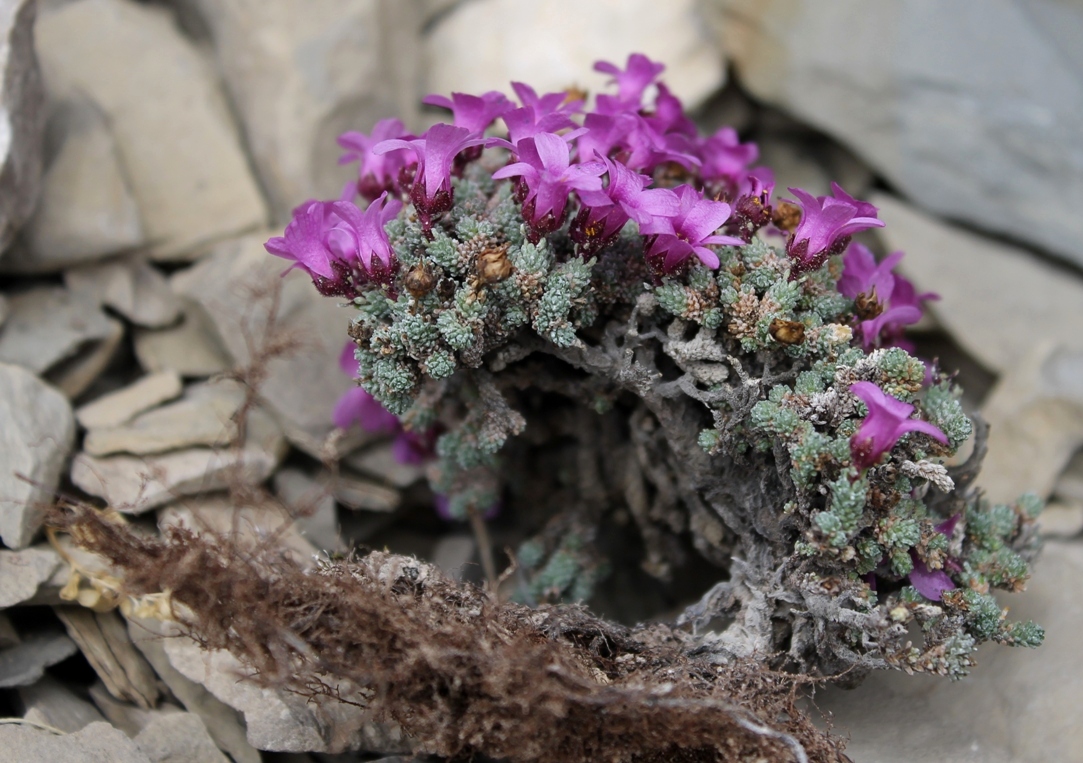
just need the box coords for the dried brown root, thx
[47,502,849,763]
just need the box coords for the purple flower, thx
[265,201,361,297]
[332,343,400,432]
[698,127,759,198]
[374,124,485,234]
[594,53,665,114]
[338,118,416,202]
[849,381,948,470]
[725,169,776,242]
[645,83,697,138]
[908,514,960,601]
[325,192,402,275]
[503,82,581,144]
[641,185,744,272]
[492,132,606,241]
[840,243,938,350]
[422,90,514,135]
[571,155,679,252]
[786,183,885,276]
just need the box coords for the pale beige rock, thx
[0,286,114,375]
[874,194,1083,374]
[329,472,401,513]
[133,299,232,378]
[1053,449,1083,503]
[1037,500,1083,538]
[171,231,360,457]
[0,721,151,763]
[428,0,723,113]
[88,682,184,739]
[0,546,61,608]
[174,0,422,220]
[34,0,268,261]
[84,380,245,457]
[708,0,1083,270]
[979,343,1083,503]
[159,493,317,566]
[134,713,230,763]
[76,371,184,430]
[0,0,44,255]
[127,617,260,763]
[7,96,144,272]
[820,540,1083,763]
[432,534,476,582]
[66,256,180,328]
[0,629,78,688]
[49,315,125,399]
[345,442,425,488]
[21,675,108,733]
[0,364,75,548]
[55,608,160,710]
[273,468,342,551]
[71,406,286,514]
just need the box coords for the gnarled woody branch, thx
[47,502,848,763]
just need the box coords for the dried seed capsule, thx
[476,243,513,285]
[772,201,802,233]
[769,318,806,345]
[404,262,436,297]
[854,289,884,320]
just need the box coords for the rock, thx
[427,0,723,113]
[1037,500,1083,538]
[133,299,232,379]
[329,472,401,513]
[345,443,425,489]
[83,380,246,457]
[0,546,62,608]
[127,617,260,763]
[76,371,184,430]
[0,294,8,327]
[0,286,115,376]
[710,0,1083,270]
[158,625,370,753]
[0,364,75,548]
[134,712,230,763]
[432,534,476,582]
[979,342,1083,503]
[4,96,143,273]
[20,675,107,733]
[0,721,151,763]
[0,613,19,648]
[171,230,362,457]
[71,406,285,514]
[0,0,44,257]
[819,540,1083,762]
[159,492,317,565]
[34,0,268,261]
[1054,449,1083,503]
[0,629,78,688]
[55,608,160,710]
[273,468,342,552]
[65,257,181,328]
[873,194,1083,374]
[173,0,422,220]
[89,682,184,739]
[49,316,126,400]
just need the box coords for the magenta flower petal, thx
[787,185,885,274]
[422,90,513,134]
[849,382,948,469]
[909,556,955,601]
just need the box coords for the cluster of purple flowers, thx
[838,243,938,351]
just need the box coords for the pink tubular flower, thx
[786,183,885,276]
[374,124,485,234]
[265,201,361,297]
[503,82,581,144]
[840,243,938,350]
[333,343,400,432]
[641,184,744,272]
[594,53,665,114]
[698,127,759,198]
[422,91,513,135]
[492,132,606,241]
[326,192,402,277]
[909,515,960,601]
[849,381,948,470]
[572,155,680,252]
[338,118,416,202]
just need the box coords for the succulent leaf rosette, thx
[266,54,1043,681]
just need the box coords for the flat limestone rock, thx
[427,0,724,112]
[174,0,422,220]
[5,95,144,273]
[0,546,61,608]
[133,299,232,379]
[0,286,114,375]
[76,371,184,430]
[272,468,343,552]
[65,257,180,328]
[34,0,268,261]
[0,721,151,763]
[48,315,125,400]
[819,540,1083,763]
[874,194,1083,374]
[328,472,401,513]
[71,405,285,514]
[55,608,160,710]
[709,0,1083,270]
[20,675,107,733]
[83,380,246,457]
[134,712,230,763]
[171,231,358,457]
[0,629,78,688]
[0,363,75,548]
[344,443,425,489]
[0,0,44,256]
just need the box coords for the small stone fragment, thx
[0,546,61,608]
[133,299,232,378]
[273,468,342,552]
[1037,500,1083,539]
[0,286,114,375]
[0,721,151,763]
[345,443,425,488]
[76,371,184,430]
[65,256,181,328]
[20,675,107,733]
[328,472,401,513]
[134,712,230,763]
[48,316,125,399]
[0,629,78,688]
